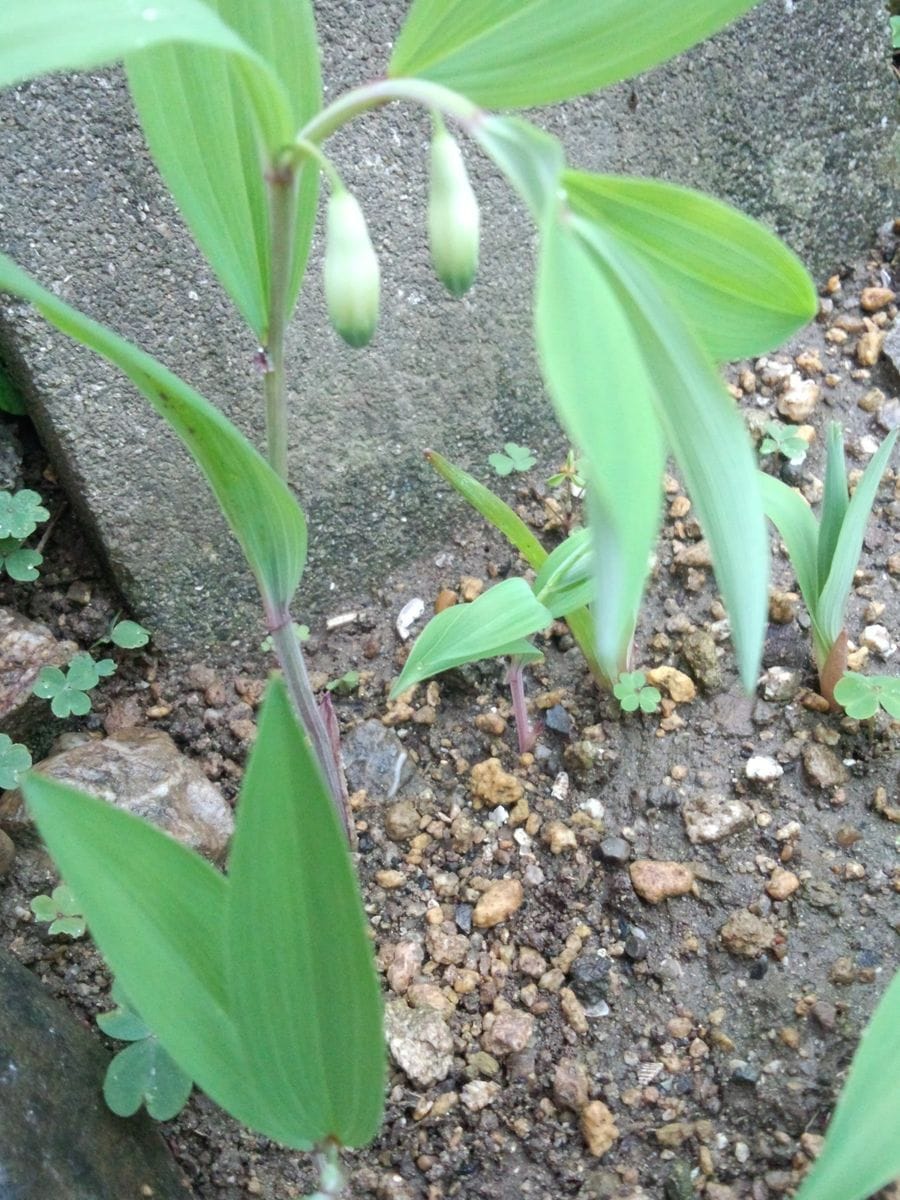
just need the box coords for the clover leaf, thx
[833,673,900,720]
[488,442,537,477]
[0,539,43,581]
[0,489,49,540]
[0,734,32,790]
[760,420,808,463]
[30,884,86,938]
[613,670,662,714]
[97,984,193,1121]
[32,651,116,718]
[109,620,151,649]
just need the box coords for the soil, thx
[2,230,900,1200]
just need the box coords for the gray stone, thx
[0,828,13,877]
[0,948,187,1200]
[884,321,900,386]
[1,727,233,861]
[0,1,894,654]
[0,607,78,745]
[682,792,755,844]
[385,999,453,1089]
[802,743,849,789]
[0,418,23,492]
[343,719,416,800]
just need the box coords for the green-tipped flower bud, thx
[324,189,380,348]
[428,125,479,297]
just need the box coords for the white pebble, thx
[745,755,783,784]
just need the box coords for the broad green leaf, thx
[817,423,849,590]
[389,0,759,109]
[536,212,666,678]
[0,254,306,614]
[0,367,26,415]
[226,678,384,1149]
[532,528,594,618]
[833,673,900,721]
[0,734,31,790]
[758,470,826,658]
[1,545,43,582]
[0,489,48,540]
[391,578,551,697]
[110,619,151,649]
[472,115,564,220]
[0,0,291,151]
[20,774,271,1132]
[570,216,768,689]
[103,1037,193,1120]
[817,430,897,649]
[127,0,322,337]
[563,172,817,361]
[795,969,900,1200]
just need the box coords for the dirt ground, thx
[1,228,899,1200]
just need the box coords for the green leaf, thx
[569,215,768,690]
[392,578,552,697]
[833,674,879,720]
[50,915,87,938]
[20,773,271,1134]
[817,422,850,590]
[1,545,43,581]
[795,969,900,1200]
[97,992,153,1043]
[103,1037,193,1121]
[0,366,26,415]
[532,528,593,618]
[110,620,151,649]
[325,670,360,696]
[226,678,384,1149]
[758,470,824,647]
[488,451,515,476]
[563,172,816,361]
[536,212,666,678]
[0,254,306,616]
[0,489,48,540]
[66,652,104,691]
[389,0,759,109]
[472,115,565,220]
[817,430,897,650]
[0,734,31,790]
[126,0,322,337]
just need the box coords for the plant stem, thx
[507,658,538,754]
[263,163,299,482]
[296,78,483,148]
[308,1140,346,1199]
[270,615,350,841]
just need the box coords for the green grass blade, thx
[536,212,666,679]
[391,578,551,697]
[0,253,306,615]
[571,216,768,689]
[817,429,897,648]
[795,970,900,1200]
[425,450,548,568]
[389,0,758,108]
[0,0,291,151]
[126,1,322,338]
[563,171,817,362]
[226,679,384,1149]
[21,774,268,1129]
[532,527,593,618]
[758,470,824,650]
[817,422,849,589]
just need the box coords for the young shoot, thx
[32,651,116,718]
[488,442,537,477]
[759,419,809,463]
[30,884,86,938]
[613,671,661,715]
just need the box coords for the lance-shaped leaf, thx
[226,678,384,1149]
[570,217,768,689]
[0,0,292,153]
[391,578,551,697]
[563,171,817,361]
[389,0,759,109]
[817,422,850,589]
[758,470,826,658]
[472,115,564,220]
[0,254,306,615]
[794,969,900,1200]
[532,528,593,618]
[127,0,322,337]
[20,774,266,1131]
[536,212,666,679]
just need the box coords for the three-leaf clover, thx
[30,884,86,937]
[97,984,193,1121]
[32,651,116,717]
[613,670,662,714]
[488,442,537,477]
[760,420,808,463]
[0,734,32,790]
[0,538,43,582]
[0,489,49,540]
[109,619,151,649]
[833,673,900,720]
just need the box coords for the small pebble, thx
[629,860,695,904]
[473,878,524,928]
[766,869,800,901]
[746,756,784,785]
[719,910,776,958]
[543,821,577,855]
[581,1101,619,1158]
[553,1057,589,1111]
[482,1009,533,1057]
[803,744,848,789]
[470,758,524,808]
[599,836,630,865]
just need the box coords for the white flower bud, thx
[323,189,380,348]
[428,125,479,297]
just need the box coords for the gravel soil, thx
[2,230,900,1200]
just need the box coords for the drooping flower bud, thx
[323,188,380,348]
[428,125,480,297]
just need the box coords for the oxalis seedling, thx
[32,651,116,718]
[94,617,152,650]
[0,733,31,790]
[759,420,809,463]
[833,673,900,721]
[488,442,537,477]
[30,884,86,938]
[0,487,48,581]
[759,423,898,706]
[613,671,661,715]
